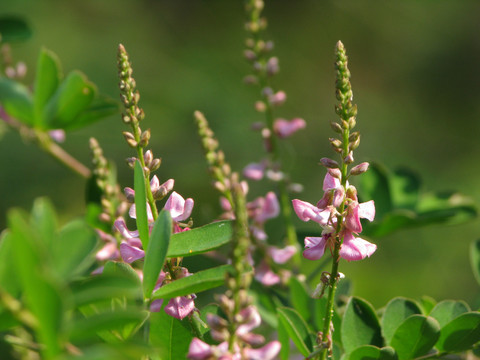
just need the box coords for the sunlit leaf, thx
[143,210,171,299]
[288,277,312,323]
[390,167,420,210]
[348,345,397,360]
[152,265,232,299]
[167,220,233,257]
[72,95,120,130]
[134,160,149,249]
[430,300,470,328]
[30,197,58,250]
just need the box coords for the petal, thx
[164,192,194,222]
[268,245,297,264]
[323,172,341,191]
[292,199,329,225]
[96,242,118,261]
[245,341,281,360]
[339,231,377,261]
[303,237,326,260]
[273,117,306,138]
[236,305,261,335]
[114,217,139,239]
[255,191,280,223]
[254,261,280,286]
[345,203,362,233]
[150,175,160,192]
[359,200,375,222]
[129,203,154,222]
[164,296,195,320]
[188,338,213,360]
[119,242,145,263]
[243,162,265,181]
[149,299,164,312]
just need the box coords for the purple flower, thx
[164,191,194,222]
[243,162,265,181]
[273,117,306,138]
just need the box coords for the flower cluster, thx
[293,172,376,261]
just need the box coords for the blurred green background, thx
[1,0,480,309]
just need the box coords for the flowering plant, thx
[0,3,479,360]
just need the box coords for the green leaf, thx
[0,16,32,43]
[341,297,383,355]
[348,345,398,360]
[68,309,147,341]
[419,296,437,315]
[289,277,312,323]
[381,297,422,345]
[71,273,142,308]
[359,162,392,220]
[134,160,149,250]
[149,311,193,360]
[390,167,420,210]
[435,312,480,352]
[103,261,143,284]
[72,94,119,130]
[0,231,19,297]
[30,197,58,250]
[44,70,96,130]
[33,48,62,126]
[470,239,480,287]
[51,220,98,280]
[143,210,171,299]
[278,313,290,360]
[167,220,233,257]
[430,300,470,328]
[152,264,232,299]
[0,77,34,125]
[364,210,416,238]
[390,315,440,360]
[277,306,314,357]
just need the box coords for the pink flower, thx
[292,199,330,225]
[243,162,265,180]
[164,191,194,222]
[273,118,306,138]
[254,261,281,286]
[339,231,377,261]
[244,341,281,360]
[164,296,196,320]
[267,245,297,264]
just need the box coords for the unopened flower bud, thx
[245,38,255,48]
[255,101,266,112]
[329,138,342,149]
[243,75,258,85]
[269,91,286,106]
[320,157,339,169]
[350,162,369,175]
[288,183,304,193]
[124,187,135,202]
[348,131,360,143]
[349,135,361,151]
[123,131,135,142]
[264,40,274,52]
[344,152,354,164]
[126,157,137,168]
[330,121,342,134]
[244,49,256,61]
[99,213,111,223]
[266,57,279,76]
[150,158,161,171]
[253,61,263,72]
[328,168,342,179]
[348,117,356,129]
[144,150,153,167]
[139,129,151,147]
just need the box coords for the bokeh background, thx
[1,0,480,309]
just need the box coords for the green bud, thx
[330,122,342,134]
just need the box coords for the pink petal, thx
[120,243,145,263]
[254,261,280,286]
[96,242,119,261]
[339,231,377,261]
[268,245,297,264]
[359,200,375,222]
[303,237,327,260]
[188,338,213,360]
[243,162,265,181]
[292,199,329,225]
[239,332,265,346]
[149,299,164,312]
[164,296,195,320]
[164,192,194,222]
[129,203,154,222]
[150,175,160,192]
[323,172,341,191]
[255,191,280,223]
[236,305,261,335]
[245,341,281,360]
[114,217,139,239]
[345,203,362,233]
[273,117,306,138]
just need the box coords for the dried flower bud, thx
[348,131,360,143]
[329,138,342,149]
[139,129,151,147]
[349,135,360,151]
[348,117,356,129]
[126,157,137,168]
[320,157,339,168]
[123,131,135,142]
[350,162,369,175]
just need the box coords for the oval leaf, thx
[348,345,397,360]
[470,239,480,287]
[341,297,383,354]
[0,77,34,125]
[44,70,96,129]
[143,210,171,299]
[134,160,149,249]
[277,306,314,357]
[435,312,480,352]
[152,265,233,299]
[167,220,233,257]
[381,297,422,345]
[0,16,32,43]
[390,315,440,360]
[430,300,470,328]
[150,311,193,360]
